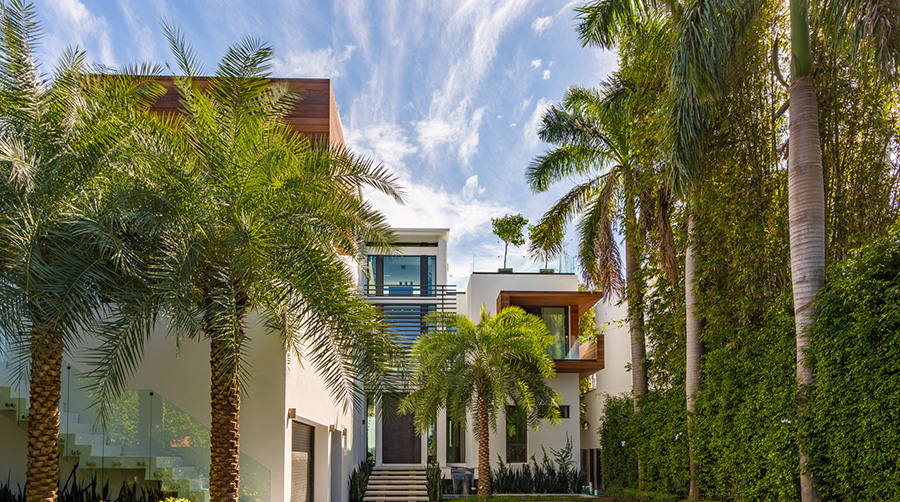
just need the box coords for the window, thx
[538,404,570,419]
[447,417,465,463]
[365,255,436,295]
[506,406,527,463]
[523,306,570,359]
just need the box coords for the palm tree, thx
[785,3,899,500]
[86,31,405,502]
[576,0,765,497]
[0,3,163,502]
[400,306,560,501]
[526,78,655,414]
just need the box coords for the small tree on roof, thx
[492,213,528,269]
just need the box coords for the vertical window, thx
[524,306,569,359]
[366,395,376,459]
[447,417,465,463]
[427,422,436,464]
[505,406,527,463]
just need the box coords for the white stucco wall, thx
[464,272,578,317]
[581,297,632,448]
[461,272,584,482]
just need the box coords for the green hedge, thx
[807,224,900,500]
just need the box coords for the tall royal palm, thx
[401,307,560,501]
[577,0,765,497]
[88,31,403,502]
[0,3,163,502]
[527,78,658,415]
[786,2,899,500]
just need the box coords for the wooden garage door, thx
[291,421,314,502]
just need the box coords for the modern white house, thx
[359,228,638,497]
[0,226,635,502]
[0,78,636,502]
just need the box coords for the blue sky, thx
[35,0,617,286]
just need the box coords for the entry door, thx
[291,421,314,502]
[382,394,421,464]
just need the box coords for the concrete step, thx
[363,495,428,502]
[369,475,427,481]
[365,489,428,495]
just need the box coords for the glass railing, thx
[469,254,576,274]
[55,365,270,502]
[361,283,455,298]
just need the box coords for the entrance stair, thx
[363,466,428,502]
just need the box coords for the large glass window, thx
[524,306,569,359]
[447,417,465,463]
[365,255,436,295]
[505,406,527,463]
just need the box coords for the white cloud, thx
[542,69,551,80]
[413,0,532,165]
[274,45,356,79]
[531,16,552,34]
[45,0,115,65]
[415,101,486,166]
[344,122,417,177]
[461,175,485,199]
[115,0,156,62]
[509,123,517,127]
[530,58,542,68]
[524,97,552,148]
[363,174,506,241]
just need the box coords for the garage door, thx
[291,421,314,502]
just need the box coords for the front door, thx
[381,394,421,464]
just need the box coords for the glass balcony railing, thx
[469,254,576,274]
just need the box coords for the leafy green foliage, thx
[0,471,165,502]
[491,214,528,248]
[401,306,561,434]
[348,458,373,502]
[491,214,528,268]
[492,437,583,494]
[527,224,563,269]
[426,462,444,502]
[806,223,900,500]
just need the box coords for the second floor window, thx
[366,255,436,295]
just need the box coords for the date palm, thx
[0,2,163,502]
[400,307,560,501]
[86,30,404,502]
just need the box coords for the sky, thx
[34,0,617,287]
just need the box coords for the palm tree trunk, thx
[788,74,825,502]
[685,215,701,501]
[624,194,647,490]
[26,336,63,502]
[476,386,490,500]
[209,331,241,502]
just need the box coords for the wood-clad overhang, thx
[148,76,345,148]
[497,290,605,377]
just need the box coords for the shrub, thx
[426,462,443,501]
[807,223,900,500]
[492,436,583,493]
[349,458,374,502]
